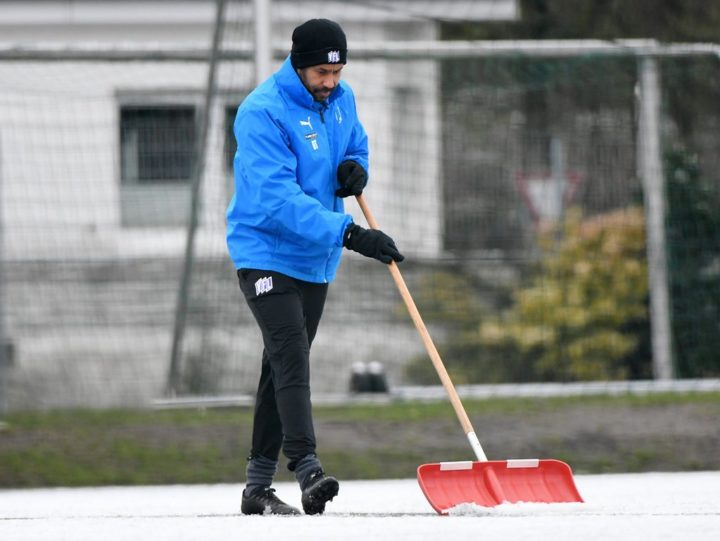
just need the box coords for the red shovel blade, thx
[417,459,583,514]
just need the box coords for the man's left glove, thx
[343,223,404,264]
[335,160,368,198]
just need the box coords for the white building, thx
[0,0,518,260]
[0,0,519,408]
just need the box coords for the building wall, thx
[0,1,477,408]
[0,4,445,261]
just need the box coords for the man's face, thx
[297,63,344,102]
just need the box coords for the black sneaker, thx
[301,470,339,515]
[241,487,301,516]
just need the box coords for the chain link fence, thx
[1,13,719,410]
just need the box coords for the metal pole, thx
[638,56,674,380]
[167,0,227,395]
[0,133,6,414]
[1,40,719,63]
[253,0,272,85]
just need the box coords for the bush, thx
[479,208,650,381]
[405,207,652,383]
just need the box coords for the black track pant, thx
[237,268,328,471]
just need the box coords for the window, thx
[118,103,197,227]
[120,105,196,184]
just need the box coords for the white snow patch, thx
[447,501,588,516]
[0,472,719,541]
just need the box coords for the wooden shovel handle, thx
[355,194,487,461]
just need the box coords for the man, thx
[226,19,404,516]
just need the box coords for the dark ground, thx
[1,393,718,487]
[314,394,720,478]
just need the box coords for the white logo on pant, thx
[255,276,273,296]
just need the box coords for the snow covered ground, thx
[1,471,719,540]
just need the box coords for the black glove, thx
[343,223,404,264]
[336,160,368,198]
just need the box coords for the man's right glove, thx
[343,223,404,264]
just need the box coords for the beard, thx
[310,86,333,101]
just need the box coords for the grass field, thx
[1,392,718,487]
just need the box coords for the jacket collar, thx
[275,55,345,109]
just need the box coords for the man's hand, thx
[335,160,368,198]
[343,223,404,264]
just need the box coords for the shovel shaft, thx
[355,194,487,462]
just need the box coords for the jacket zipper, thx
[317,103,332,282]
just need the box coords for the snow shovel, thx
[354,194,584,514]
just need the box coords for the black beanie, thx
[291,19,347,69]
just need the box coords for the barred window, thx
[118,103,197,227]
[120,105,196,184]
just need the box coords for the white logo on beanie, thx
[328,50,341,63]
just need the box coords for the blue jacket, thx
[226,56,369,283]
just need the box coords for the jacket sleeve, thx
[341,92,369,173]
[235,107,351,247]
